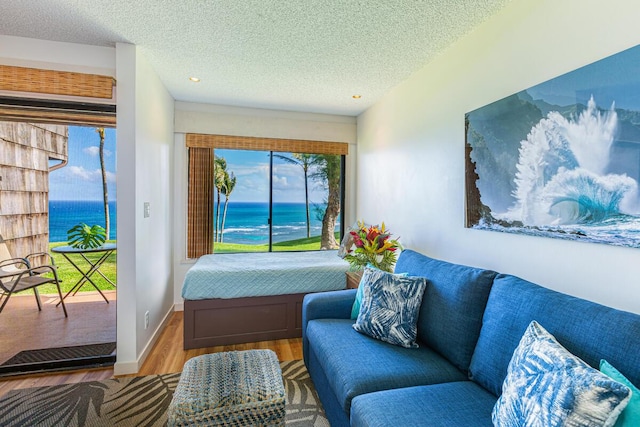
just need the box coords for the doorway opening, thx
[0,101,117,376]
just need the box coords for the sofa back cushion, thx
[395,250,497,373]
[469,274,640,397]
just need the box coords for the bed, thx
[182,250,349,349]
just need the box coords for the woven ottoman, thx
[167,349,286,426]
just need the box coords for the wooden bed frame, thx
[183,293,308,350]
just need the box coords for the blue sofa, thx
[302,249,640,426]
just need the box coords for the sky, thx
[48,129,329,203]
[526,44,640,111]
[217,149,329,204]
[49,126,117,201]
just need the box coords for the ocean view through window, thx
[216,201,330,245]
[208,148,343,253]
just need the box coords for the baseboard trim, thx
[113,305,174,375]
[174,301,184,312]
[113,360,137,376]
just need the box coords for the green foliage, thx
[344,249,398,273]
[213,232,341,253]
[67,223,107,249]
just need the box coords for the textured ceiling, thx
[0,0,511,116]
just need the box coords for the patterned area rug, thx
[0,360,328,427]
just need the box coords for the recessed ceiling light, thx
[352,94,362,99]
[189,77,201,82]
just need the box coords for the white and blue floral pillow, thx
[492,321,631,427]
[350,266,409,319]
[352,266,427,348]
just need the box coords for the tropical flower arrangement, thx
[341,220,401,273]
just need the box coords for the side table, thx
[346,271,364,289]
[51,243,117,304]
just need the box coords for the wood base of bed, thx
[183,293,307,350]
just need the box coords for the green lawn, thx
[213,232,341,253]
[28,233,339,295]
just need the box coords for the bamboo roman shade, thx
[187,148,215,258]
[0,65,115,99]
[0,65,116,126]
[186,133,349,156]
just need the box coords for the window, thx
[186,134,347,257]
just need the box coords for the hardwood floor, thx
[136,310,302,376]
[0,310,303,398]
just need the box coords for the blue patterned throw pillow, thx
[350,266,409,319]
[352,267,427,348]
[492,321,631,427]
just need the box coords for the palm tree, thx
[310,154,341,249]
[273,153,313,238]
[96,128,109,240]
[219,172,237,243]
[214,156,228,243]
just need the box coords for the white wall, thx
[115,43,175,374]
[357,0,640,315]
[172,102,357,307]
[0,35,114,75]
[114,44,137,373]
[0,36,174,373]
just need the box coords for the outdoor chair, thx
[0,235,57,277]
[0,236,67,317]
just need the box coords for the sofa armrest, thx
[303,289,356,322]
[302,289,357,364]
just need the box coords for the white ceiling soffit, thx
[0,0,511,116]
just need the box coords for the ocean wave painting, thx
[465,44,640,248]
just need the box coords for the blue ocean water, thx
[49,201,338,245]
[214,202,339,245]
[49,200,117,243]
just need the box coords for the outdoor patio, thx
[0,290,116,366]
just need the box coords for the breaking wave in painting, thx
[479,97,640,247]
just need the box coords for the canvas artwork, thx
[465,44,640,248]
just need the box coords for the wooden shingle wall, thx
[0,121,67,260]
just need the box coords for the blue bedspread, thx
[182,250,350,300]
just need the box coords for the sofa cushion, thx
[353,267,427,348]
[394,250,497,372]
[302,289,356,365]
[601,360,640,427]
[469,274,640,397]
[350,381,496,427]
[306,318,467,413]
[492,321,631,427]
